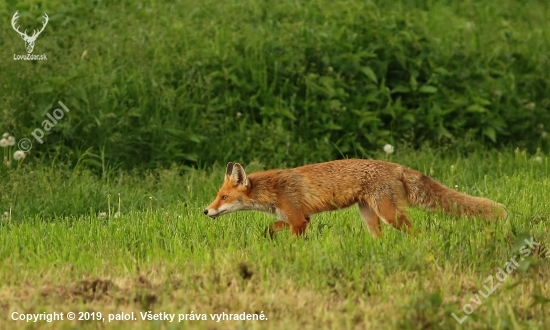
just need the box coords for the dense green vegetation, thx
[1,0,549,329]
[1,0,549,170]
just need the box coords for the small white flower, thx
[98,212,107,219]
[6,136,15,146]
[383,144,394,154]
[13,150,25,161]
[0,138,7,148]
[455,185,459,188]
[534,156,542,163]
[542,131,548,139]
[2,133,8,138]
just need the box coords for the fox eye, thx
[221,195,228,200]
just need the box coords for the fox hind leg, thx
[358,202,382,238]
[368,197,411,234]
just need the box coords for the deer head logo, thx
[11,11,49,54]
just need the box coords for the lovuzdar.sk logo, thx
[11,11,48,61]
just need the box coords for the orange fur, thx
[204,159,507,237]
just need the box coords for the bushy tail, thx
[401,168,507,220]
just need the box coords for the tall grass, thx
[1,0,549,170]
[0,148,548,329]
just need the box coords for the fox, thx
[203,159,507,238]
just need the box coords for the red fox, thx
[203,159,507,237]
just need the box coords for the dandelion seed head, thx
[114,212,122,218]
[2,133,8,139]
[0,138,8,148]
[383,144,394,154]
[525,102,535,110]
[13,150,25,161]
[98,212,107,219]
[6,136,15,146]
[542,131,548,139]
[2,212,8,220]
[534,156,542,163]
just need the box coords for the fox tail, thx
[401,169,507,220]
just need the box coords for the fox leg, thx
[266,217,309,237]
[289,216,309,236]
[265,221,290,238]
[358,202,382,238]
[368,197,411,234]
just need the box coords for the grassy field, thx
[2,0,549,328]
[0,148,548,329]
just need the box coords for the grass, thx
[0,147,549,329]
[1,0,549,169]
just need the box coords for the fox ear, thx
[230,163,248,187]
[225,162,234,177]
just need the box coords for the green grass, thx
[1,0,549,169]
[1,0,549,328]
[0,148,549,329]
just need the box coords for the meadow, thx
[1,0,550,328]
[1,148,549,329]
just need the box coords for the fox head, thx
[204,162,251,218]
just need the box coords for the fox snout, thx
[203,208,218,218]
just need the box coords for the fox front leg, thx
[264,221,290,238]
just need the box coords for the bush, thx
[1,0,549,170]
